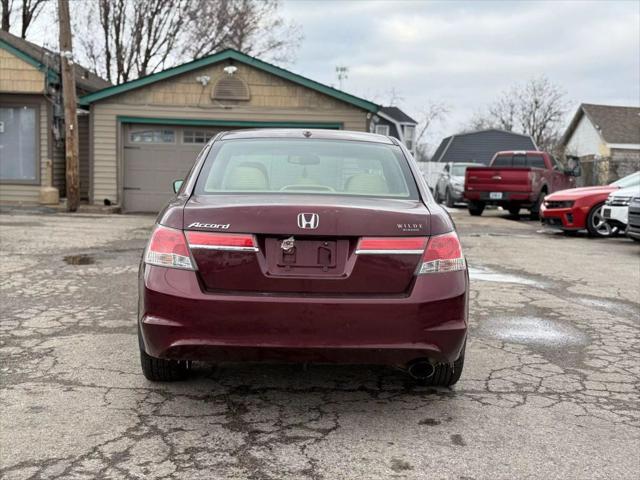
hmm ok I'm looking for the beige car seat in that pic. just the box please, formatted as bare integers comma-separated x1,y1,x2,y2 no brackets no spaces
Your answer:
224,163,269,190
345,173,388,194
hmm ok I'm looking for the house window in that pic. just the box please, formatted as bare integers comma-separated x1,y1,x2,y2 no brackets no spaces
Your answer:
403,125,415,151
375,124,390,136
0,106,38,183
129,129,175,143
183,129,214,144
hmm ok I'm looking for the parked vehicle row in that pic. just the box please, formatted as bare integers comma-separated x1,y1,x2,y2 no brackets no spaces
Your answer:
541,172,640,238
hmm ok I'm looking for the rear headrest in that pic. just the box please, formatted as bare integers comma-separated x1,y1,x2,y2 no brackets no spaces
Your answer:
224,163,269,190
345,173,388,194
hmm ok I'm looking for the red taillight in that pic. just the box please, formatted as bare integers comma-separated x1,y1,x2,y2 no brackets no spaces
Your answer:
356,237,427,254
418,231,465,274
145,225,194,270
185,231,258,252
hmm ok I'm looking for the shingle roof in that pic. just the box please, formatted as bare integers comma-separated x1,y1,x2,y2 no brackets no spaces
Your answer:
0,30,110,93
578,104,640,145
380,106,417,124
78,49,379,112
431,129,537,164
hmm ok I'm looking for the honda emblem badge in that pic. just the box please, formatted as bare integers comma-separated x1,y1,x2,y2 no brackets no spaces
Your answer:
297,213,319,229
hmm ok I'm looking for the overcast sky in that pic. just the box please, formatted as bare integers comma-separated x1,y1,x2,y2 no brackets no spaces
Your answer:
25,0,640,150
280,0,640,147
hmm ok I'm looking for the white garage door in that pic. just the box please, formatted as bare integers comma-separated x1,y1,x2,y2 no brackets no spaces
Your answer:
123,124,225,212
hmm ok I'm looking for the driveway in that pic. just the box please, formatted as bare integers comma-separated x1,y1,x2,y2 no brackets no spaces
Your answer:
1,209,638,479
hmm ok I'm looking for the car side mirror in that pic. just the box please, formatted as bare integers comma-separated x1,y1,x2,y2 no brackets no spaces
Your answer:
564,156,582,177
172,179,184,194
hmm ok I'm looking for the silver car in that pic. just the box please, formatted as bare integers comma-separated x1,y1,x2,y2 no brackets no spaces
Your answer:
434,162,478,207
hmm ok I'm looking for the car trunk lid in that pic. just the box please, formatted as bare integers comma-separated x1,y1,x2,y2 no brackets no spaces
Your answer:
183,194,430,295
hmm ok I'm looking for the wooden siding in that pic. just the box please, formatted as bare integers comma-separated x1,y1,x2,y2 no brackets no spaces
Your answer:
0,97,48,203
91,62,369,204
0,48,45,94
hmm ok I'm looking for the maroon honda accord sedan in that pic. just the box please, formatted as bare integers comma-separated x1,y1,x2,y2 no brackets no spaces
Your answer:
138,129,468,385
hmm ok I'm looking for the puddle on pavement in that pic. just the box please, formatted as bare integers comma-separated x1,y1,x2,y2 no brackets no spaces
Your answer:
63,254,95,265
468,266,544,288
575,297,639,318
480,316,587,347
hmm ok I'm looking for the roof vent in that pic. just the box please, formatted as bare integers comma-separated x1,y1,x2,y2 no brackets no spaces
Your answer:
212,75,250,101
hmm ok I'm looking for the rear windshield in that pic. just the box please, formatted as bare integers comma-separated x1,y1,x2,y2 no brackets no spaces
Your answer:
492,153,545,168
194,138,419,199
451,165,470,176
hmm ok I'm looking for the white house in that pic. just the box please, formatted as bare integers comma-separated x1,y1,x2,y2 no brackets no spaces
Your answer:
562,103,640,185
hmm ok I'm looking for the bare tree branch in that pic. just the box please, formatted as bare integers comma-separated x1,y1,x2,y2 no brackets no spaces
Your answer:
414,101,450,161
73,0,301,84
181,0,301,65
20,0,46,38
1,0,14,32
465,76,568,150
1,0,46,37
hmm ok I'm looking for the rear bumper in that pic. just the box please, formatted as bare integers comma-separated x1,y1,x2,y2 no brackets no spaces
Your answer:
540,204,588,230
464,191,535,205
138,265,469,365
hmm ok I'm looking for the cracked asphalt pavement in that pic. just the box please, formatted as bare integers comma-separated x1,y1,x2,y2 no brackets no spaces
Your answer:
1,208,639,479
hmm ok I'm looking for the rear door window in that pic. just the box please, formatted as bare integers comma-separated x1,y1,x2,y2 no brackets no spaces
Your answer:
492,153,545,168
194,138,419,199
492,154,512,166
527,155,546,168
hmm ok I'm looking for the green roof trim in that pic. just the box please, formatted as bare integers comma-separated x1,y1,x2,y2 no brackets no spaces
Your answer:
117,116,343,129
0,38,60,83
80,49,378,112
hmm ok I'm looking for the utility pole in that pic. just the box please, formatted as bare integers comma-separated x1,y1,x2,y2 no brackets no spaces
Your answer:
58,0,79,212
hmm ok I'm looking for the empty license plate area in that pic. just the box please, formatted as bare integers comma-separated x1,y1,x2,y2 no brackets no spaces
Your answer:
264,237,349,277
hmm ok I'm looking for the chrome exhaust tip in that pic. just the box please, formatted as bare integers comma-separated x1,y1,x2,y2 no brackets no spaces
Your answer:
407,359,435,380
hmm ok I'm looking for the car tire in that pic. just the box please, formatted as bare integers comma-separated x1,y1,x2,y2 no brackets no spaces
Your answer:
445,189,455,208
138,326,190,382
508,205,520,217
586,203,619,238
529,191,545,220
415,342,465,387
562,230,579,237
468,201,485,216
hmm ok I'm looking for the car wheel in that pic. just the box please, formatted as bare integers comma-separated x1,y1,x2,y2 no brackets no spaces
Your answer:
414,342,465,387
508,205,520,217
586,203,619,237
138,326,190,381
468,201,485,216
445,189,455,208
529,191,545,220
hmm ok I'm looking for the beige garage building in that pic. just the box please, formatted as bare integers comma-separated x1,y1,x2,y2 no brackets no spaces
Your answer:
79,49,379,212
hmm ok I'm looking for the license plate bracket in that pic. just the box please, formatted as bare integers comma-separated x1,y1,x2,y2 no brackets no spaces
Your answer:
263,237,348,277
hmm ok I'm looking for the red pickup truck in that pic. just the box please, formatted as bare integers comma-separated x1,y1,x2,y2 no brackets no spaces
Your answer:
464,151,580,218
